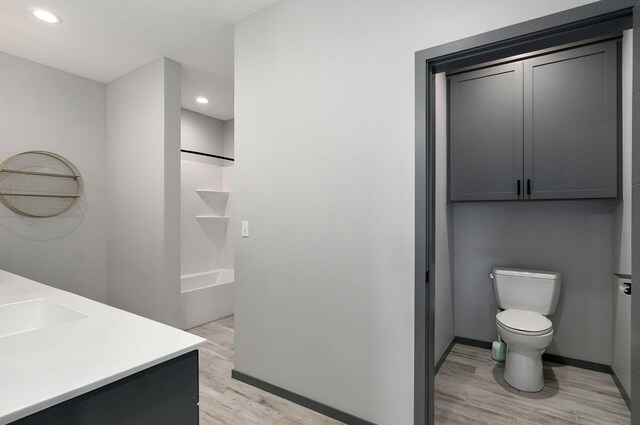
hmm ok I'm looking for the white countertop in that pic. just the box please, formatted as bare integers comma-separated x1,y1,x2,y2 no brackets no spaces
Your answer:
0,270,206,424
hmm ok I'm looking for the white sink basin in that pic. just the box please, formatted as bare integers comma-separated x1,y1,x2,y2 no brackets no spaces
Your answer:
0,298,87,338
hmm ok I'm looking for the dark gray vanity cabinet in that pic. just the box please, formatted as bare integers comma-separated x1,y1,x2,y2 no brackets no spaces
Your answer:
12,351,199,425
449,40,619,202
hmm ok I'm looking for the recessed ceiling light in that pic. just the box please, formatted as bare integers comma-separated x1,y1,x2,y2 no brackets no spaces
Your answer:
33,9,62,24
196,97,209,104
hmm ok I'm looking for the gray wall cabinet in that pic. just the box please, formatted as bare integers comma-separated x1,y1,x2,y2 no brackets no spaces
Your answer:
449,40,619,202
449,62,524,201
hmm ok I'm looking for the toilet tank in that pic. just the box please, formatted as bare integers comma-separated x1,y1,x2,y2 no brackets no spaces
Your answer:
491,267,561,315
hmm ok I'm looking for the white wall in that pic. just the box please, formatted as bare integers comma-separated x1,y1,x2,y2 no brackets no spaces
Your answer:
434,73,454,364
106,58,182,327
222,119,235,270
181,109,226,156
0,52,190,327
181,155,230,276
181,111,234,277
0,51,107,302
181,152,234,329
223,164,234,271
234,1,594,423
224,119,235,159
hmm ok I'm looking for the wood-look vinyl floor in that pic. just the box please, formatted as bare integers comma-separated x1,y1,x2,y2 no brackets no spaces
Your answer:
188,316,344,425
435,343,631,425
190,318,628,424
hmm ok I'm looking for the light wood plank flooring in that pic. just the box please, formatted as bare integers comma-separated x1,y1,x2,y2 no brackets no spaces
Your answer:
188,316,344,425
435,343,631,424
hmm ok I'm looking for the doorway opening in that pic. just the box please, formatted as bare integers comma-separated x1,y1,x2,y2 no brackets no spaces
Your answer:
414,1,636,424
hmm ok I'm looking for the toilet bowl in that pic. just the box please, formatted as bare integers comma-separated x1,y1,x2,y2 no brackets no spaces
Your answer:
496,308,553,392
491,266,561,392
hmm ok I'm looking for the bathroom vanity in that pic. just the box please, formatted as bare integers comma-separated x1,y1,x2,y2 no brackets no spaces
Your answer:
0,270,206,425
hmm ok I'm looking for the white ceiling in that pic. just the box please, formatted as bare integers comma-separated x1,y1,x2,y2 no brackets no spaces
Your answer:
0,0,280,120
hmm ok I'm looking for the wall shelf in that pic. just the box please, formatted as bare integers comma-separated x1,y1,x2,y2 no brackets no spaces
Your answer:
195,216,230,219
0,151,83,217
196,189,229,196
195,190,229,217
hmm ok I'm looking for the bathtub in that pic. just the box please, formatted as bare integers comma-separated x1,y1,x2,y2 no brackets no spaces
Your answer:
181,269,234,329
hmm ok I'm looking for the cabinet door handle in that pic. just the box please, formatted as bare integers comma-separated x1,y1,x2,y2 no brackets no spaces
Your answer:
517,180,521,196
527,179,531,196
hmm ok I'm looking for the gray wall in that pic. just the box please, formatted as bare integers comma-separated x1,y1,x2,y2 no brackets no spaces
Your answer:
614,29,633,276
0,52,187,328
453,200,616,364
614,275,632,395
0,51,107,302
106,58,182,327
223,119,234,159
631,3,640,421
181,108,226,156
612,29,633,397
435,73,455,363
233,0,594,423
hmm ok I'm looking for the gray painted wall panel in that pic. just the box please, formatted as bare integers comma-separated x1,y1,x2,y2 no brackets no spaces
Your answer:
633,7,640,422
635,184,640,289
632,185,640,372
614,30,634,277
612,29,633,399
453,200,616,364
632,273,640,371
635,93,640,186
633,365,640,425
634,8,640,96
435,73,455,363
613,276,632,394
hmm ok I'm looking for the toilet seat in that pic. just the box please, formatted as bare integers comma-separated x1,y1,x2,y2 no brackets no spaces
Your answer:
496,309,552,336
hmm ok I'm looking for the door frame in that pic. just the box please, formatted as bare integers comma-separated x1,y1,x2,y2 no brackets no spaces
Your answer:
414,1,635,424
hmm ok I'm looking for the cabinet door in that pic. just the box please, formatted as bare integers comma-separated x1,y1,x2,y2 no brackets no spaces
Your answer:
449,62,524,201
523,41,618,200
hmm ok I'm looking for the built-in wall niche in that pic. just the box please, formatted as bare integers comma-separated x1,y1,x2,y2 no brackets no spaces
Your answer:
179,109,234,329
195,190,230,248
180,153,234,329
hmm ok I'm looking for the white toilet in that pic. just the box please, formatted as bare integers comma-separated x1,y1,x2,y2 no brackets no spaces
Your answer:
491,266,561,392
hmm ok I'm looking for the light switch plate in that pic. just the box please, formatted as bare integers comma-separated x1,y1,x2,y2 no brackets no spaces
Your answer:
241,221,249,238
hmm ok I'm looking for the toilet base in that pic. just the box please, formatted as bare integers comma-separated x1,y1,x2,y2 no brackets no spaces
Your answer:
503,345,544,392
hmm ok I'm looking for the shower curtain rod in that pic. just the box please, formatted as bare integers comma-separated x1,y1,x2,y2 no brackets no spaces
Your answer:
180,149,234,162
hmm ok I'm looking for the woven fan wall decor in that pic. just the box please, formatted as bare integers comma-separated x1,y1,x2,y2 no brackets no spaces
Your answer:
0,151,83,218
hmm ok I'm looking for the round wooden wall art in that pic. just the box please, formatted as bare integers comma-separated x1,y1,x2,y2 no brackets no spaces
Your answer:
0,151,83,218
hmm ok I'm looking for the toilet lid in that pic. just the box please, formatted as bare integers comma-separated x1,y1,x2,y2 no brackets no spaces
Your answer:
496,309,552,335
